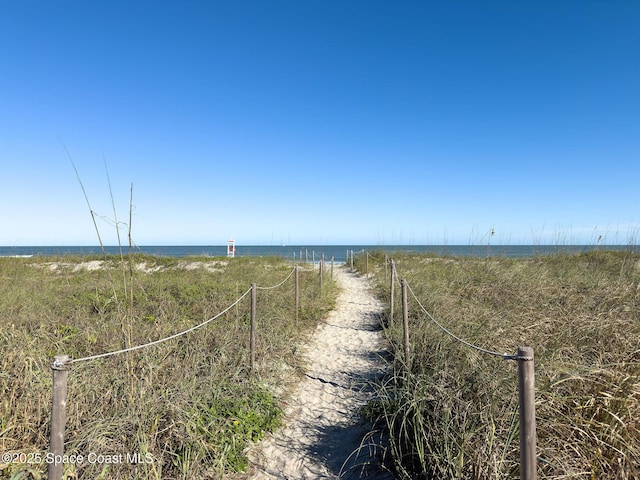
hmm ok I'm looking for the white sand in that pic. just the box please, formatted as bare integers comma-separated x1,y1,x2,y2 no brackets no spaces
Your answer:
247,266,393,480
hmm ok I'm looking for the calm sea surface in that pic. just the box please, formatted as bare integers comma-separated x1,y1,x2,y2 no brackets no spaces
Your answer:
0,245,637,262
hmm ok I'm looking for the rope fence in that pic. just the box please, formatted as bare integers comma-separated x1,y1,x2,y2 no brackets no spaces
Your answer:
46,262,329,480
399,269,528,361
69,287,252,365
352,251,537,480
255,265,297,291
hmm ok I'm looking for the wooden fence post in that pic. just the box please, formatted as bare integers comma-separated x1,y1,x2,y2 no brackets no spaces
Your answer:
401,278,410,369
350,250,354,270
365,251,369,276
235,281,240,324
389,260,396,325
319,256,324,292
250,283,256,374
294,266,299,323
518,346,537,480
48,355,71,480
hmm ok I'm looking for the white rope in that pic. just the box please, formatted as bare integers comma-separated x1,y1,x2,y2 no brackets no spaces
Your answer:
256,266,296,291
404,280,526,361
71,287,252,364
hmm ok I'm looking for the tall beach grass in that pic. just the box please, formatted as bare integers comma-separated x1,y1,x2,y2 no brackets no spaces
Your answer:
0,254,336,479
355,249,640,479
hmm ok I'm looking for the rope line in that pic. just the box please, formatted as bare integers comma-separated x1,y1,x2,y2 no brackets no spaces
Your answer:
256,266,296,291
403,278,527,361
71,287,253,364
71,265,299,364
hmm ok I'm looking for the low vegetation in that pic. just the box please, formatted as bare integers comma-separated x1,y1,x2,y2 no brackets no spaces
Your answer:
355,249,640,479
0,255,336,479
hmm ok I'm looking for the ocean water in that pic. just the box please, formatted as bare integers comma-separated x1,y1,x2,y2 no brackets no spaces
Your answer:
0,244,637,262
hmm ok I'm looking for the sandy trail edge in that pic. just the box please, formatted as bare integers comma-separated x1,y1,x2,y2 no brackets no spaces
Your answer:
246,266,393,480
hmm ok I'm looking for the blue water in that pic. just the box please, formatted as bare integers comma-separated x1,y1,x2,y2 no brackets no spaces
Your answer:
0,244,637,262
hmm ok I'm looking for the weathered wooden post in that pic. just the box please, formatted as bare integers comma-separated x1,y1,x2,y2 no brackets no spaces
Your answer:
48,355,71,480
518,346,537,480
350,250,354,270
365,251,369,276
294,266,299,323
401,278,410,369
319,256,324,292
389,260,396,325
235,281,240,324
330,256,334,280
250,283,257,374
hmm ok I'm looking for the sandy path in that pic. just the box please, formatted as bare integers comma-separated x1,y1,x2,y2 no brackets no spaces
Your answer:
247,266,392,480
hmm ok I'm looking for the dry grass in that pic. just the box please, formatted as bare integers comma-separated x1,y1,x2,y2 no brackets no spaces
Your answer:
0,255,337,479
356,249,640,479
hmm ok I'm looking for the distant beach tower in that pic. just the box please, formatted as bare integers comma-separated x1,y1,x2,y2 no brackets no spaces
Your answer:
227,239,236,258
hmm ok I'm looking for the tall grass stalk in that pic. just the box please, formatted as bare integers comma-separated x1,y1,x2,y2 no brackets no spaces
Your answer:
1,163,338,478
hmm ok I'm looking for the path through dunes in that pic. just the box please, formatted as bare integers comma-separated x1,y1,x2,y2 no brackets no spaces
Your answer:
247,266,393,479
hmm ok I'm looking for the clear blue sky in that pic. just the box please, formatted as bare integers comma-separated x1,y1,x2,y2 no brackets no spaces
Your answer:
2,1,639,246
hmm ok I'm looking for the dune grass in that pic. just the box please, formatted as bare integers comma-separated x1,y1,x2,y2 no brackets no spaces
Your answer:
0,255,337,479
354,249,640,479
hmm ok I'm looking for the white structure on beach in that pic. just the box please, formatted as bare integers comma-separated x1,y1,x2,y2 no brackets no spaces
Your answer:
227,239,236,258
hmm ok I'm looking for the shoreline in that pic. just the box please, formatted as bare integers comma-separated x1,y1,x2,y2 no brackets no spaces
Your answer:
1,244,637,263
